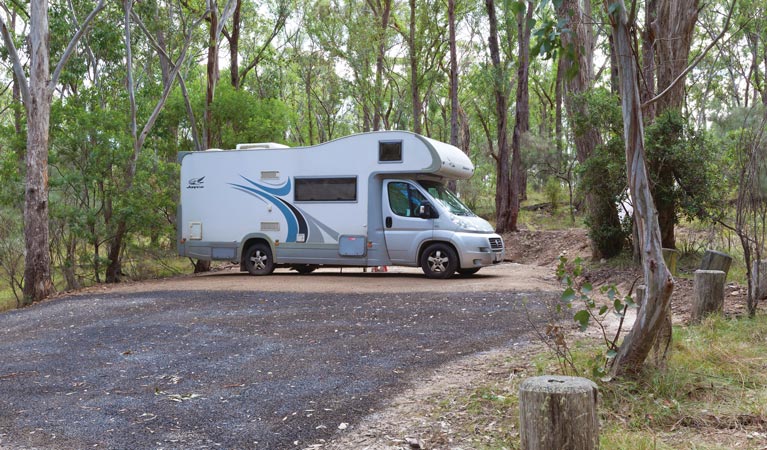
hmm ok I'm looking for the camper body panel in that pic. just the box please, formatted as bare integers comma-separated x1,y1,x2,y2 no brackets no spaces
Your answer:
178,131,504,275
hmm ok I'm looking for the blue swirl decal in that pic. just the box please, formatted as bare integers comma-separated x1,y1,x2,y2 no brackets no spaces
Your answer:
229,176,307,242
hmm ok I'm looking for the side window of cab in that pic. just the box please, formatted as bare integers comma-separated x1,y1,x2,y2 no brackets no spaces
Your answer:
388,182,427,217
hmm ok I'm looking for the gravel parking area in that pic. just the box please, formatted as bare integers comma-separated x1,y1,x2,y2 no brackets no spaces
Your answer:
0,268,557,449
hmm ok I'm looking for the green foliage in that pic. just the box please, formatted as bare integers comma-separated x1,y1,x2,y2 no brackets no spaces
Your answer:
645,111,726,225
574,88,630,257
0,208,24,305
543,176,562,212
179,80,290,149
447,312,767,449
554,256,637,377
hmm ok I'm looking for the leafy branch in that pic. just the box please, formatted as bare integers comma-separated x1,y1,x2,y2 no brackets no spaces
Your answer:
556,256,638,377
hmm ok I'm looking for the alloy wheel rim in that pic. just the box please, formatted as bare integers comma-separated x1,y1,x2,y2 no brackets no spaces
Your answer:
428,251,448,272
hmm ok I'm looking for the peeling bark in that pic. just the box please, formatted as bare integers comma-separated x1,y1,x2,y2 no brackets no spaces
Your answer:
606,0,674,377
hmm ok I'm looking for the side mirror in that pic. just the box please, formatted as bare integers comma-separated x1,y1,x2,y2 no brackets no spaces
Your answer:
418,203,436,219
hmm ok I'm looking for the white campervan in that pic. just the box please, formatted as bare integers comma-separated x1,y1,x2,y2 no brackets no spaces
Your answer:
178,131,505,278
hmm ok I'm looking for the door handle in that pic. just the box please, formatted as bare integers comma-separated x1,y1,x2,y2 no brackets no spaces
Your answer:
385,216,392,228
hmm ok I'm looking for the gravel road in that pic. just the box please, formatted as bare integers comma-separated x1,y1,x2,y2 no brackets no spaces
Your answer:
0,268,556,449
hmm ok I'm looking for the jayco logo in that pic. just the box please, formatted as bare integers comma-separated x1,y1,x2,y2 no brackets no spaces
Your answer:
186,176,205,189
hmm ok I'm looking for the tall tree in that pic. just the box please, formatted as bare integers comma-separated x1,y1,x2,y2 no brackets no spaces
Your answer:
408,0,422,134
0,0,106,304
485,0,512,233
202,0,236,149
606,0,674,376
225,0,290,90
505,0,534,232
449,0,459,147
393,0,447,136
447,0,460,192
366,0,393,131
646,0,699,250
557,0,622,258
105,2,205,282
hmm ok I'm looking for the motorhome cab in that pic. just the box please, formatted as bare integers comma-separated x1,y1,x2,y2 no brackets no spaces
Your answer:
178,131,505,278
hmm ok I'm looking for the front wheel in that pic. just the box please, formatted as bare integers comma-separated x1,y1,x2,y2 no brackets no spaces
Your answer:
420,243,458,279
244,243,275,275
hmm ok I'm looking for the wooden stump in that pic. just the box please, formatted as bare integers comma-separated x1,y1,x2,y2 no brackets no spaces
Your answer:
519,376,599,450
635,284,646,306
662,248,679,276
700,250,733,278
691,270,726,324
752,259,767,301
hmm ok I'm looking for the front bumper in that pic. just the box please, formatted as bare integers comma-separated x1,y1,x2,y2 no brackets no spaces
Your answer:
451,233,505,269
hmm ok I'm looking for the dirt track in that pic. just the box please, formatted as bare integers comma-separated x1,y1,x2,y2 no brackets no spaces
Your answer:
0,263,559,449
78,262,558,296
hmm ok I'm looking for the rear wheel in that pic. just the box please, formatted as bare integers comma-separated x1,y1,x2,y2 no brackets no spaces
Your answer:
457,267,481,276
420,243,458,279
244,243,275,275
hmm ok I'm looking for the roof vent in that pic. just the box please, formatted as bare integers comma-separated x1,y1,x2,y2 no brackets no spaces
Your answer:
236,142,290,150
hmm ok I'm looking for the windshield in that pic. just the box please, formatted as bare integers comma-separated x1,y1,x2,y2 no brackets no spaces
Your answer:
418,181,475,217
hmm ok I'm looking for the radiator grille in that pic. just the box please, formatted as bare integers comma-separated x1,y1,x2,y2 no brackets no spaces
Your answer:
489,237,504,250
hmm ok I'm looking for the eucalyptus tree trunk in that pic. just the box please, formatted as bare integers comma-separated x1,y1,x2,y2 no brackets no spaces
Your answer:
651,0,699,250
654,0,699,113
640,0,657,122
448,0,459,192
1,0,106,303
22,0,55,305
449,0,459,147
204,0,220,149
557,0,622,258
506,1,534,232
229,0,242,88
11,12,22,167
367,0,392,131
408,0,422,134
485,0,511,233
607,0,674,377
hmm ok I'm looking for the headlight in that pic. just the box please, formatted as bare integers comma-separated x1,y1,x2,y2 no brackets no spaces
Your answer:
450,215,482,231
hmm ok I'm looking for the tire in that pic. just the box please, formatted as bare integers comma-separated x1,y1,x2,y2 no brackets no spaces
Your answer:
457,267,481,276
243,243,275,275
420,243,458,279
291,265,317,274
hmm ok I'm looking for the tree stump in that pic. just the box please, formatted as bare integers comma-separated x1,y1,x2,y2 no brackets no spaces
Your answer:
700,250,733,278
662,248,679,276
635,284,646,306
519,375,599,450
752,260,767,301
691,270,726,323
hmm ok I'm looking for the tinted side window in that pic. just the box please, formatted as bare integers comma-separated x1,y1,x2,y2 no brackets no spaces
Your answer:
379,141,402,162
295,177,357,201
387,182,427,217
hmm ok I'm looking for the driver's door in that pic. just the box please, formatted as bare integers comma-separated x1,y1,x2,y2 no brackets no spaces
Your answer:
382,180,434,264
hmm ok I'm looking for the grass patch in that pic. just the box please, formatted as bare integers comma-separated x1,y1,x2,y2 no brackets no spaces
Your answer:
0,289,18,312
445,314,767,449
0,247,192,313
